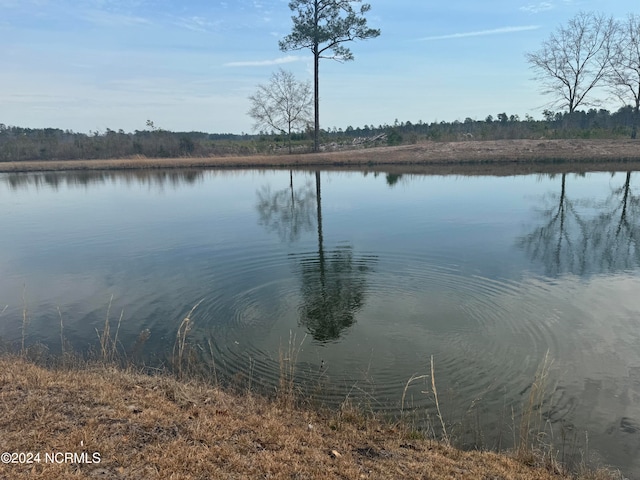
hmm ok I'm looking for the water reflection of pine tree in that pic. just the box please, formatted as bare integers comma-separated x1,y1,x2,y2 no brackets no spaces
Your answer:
256,171,377,342
298,172,376,342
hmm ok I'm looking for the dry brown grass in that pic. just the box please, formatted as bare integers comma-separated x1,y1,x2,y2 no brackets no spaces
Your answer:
1,139,640,176
0,355,621,480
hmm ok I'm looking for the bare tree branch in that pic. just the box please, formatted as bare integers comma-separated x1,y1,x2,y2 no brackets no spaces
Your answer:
247,69,312,153
526,12,616,113
608,14,640,138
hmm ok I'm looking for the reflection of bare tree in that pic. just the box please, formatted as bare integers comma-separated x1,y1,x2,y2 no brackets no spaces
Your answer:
256,171,376,342
518,174,587,275
518,172,640,276
590,172,640,270
255,172,316,243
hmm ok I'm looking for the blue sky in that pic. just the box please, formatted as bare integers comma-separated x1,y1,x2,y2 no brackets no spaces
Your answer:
0,0,636,134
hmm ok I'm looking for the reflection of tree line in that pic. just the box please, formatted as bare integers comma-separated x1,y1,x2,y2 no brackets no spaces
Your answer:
360,171,404,187
4,169,406,193
3,170,204,191
518,172,640,276
256,171,377,342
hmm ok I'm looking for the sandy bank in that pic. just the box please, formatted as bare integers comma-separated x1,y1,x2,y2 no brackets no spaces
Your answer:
1,139,639,176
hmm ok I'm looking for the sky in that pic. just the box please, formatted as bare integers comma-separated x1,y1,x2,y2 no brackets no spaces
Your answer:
0,0,637,134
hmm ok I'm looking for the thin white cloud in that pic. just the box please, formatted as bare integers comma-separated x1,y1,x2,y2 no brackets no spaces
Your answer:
174,16,221,32
224,55,303,67
417,25,540,41
520,2,554,14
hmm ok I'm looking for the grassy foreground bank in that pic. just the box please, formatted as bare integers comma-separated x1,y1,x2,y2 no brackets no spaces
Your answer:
0,355,620,480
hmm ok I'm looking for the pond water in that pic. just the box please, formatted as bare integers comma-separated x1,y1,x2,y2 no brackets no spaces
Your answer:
1,168,640,475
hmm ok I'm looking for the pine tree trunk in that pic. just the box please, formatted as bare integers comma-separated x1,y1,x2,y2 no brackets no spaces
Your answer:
314,47,320,152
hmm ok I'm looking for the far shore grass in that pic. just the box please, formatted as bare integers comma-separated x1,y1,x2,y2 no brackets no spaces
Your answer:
1,139,640,176
0,352,623,480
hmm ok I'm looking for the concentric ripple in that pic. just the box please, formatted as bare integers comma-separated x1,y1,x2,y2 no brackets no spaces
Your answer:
170,247,592,431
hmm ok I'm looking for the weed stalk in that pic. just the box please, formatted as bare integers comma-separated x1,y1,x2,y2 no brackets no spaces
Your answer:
431,355,449,445
21,285,29,355
278,330,306,408
95,295,124,364
173,299,204,379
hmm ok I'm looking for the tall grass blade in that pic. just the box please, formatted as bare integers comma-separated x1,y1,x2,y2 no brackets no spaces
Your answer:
431,355,449,446
172,299,204,379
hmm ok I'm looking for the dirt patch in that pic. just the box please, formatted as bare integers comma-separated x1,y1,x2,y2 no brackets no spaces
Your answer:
1,139,640,175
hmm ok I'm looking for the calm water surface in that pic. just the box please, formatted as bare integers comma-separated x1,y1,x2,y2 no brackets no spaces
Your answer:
1,169,639,475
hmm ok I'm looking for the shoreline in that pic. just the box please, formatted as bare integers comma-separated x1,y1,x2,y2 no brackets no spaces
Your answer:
1,139,640,176
0,355,619,479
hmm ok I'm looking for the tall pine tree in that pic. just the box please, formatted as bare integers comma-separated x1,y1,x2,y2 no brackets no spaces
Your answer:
279,1,380,152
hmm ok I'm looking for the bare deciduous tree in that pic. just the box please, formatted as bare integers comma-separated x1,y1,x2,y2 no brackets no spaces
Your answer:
248,69,312,153
608,14,640,138
279,0,380,152
526,11,617,113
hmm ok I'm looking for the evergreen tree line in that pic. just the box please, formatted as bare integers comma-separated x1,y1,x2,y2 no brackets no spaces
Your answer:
0,106,637,162
0,125,253,162
333,105,639,145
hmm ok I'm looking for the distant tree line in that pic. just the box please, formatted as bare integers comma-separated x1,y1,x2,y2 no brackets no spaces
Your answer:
0,123,259,162
323,105,638,145
1,106,638,162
